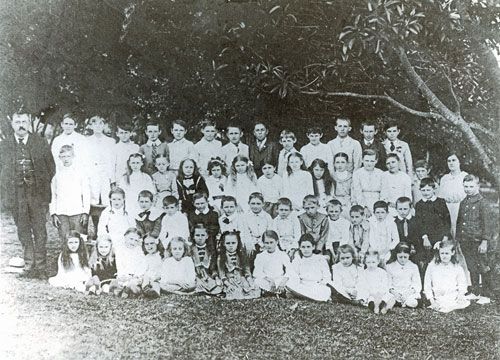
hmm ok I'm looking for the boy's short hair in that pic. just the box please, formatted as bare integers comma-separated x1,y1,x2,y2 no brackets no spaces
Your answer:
362,149,378,159
277,197,293,209
62,113,76,122
306,127,323,135
249,192,264,203
386,153,400,162
384,121,399,131
360,121,376,130
145,121,160,129
280,129,296,141
172,119,188,130
138,190,154,201
302,194,319,206
200,119,217,129
326,199,342,210
253,120,268,130
299,233,315,246
193,192,208,202
261,160,276,168
419,177,437,189
117,123,134,132
226,123,242,132
414,159,428,170
463,174,479,184
59,144,74,155
396,197,412,206
336,117,351,126
373,200,388,212
89,116,105,125
221,195,237,207
163,196,179,207
349,204,364,215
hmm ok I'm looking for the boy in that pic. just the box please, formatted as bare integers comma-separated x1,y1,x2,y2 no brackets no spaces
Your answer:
277,130,298,176
299,127,333,169
188,192,220,250
325,199,351,255
194,119,222,176
348,205,370,255
394,197,417,246
51,113,88,171
139,122,170,175
362,201,399,264
218,196,250,245
50,145,90,243
135,190,165,239
380,153,412,216
257,161,282,217
359,121,386,170
412,160,430,205
382,121,413,178
413,177,451,270
456,174,490,296
113,122,139,184
298,195,329,254
168,119,196,174
271,197,301,258
327,117,362,173
351,149,384,215
158,196,189,248
249,121,279,177
220,124,249,166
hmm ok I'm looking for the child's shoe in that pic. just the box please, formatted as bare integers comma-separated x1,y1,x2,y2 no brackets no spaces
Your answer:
380,301,388,314
368,301,375,313
87,285,97,295
373,301,381,314
121,288,130,299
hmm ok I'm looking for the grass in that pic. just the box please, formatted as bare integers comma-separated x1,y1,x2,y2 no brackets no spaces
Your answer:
1,208,500,359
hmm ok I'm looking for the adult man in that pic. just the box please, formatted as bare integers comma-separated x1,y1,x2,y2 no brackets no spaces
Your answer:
0,113,55,278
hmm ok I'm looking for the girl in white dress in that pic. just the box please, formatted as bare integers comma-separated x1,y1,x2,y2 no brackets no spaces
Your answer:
282,152,314,212
142,235,164,298
329,244,362,304
309,159,334,210
160,237,196,295
225,155,259,213
351,149,384,217
205,157,228,214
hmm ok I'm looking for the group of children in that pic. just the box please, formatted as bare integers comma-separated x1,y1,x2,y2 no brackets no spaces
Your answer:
46,114,492,313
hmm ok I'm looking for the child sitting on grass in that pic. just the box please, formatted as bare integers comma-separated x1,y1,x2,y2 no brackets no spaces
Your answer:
160,237,196,295
328,244,362,304
142,235,164,298
85,235,116,295
49,231,91,293
190,224,222,295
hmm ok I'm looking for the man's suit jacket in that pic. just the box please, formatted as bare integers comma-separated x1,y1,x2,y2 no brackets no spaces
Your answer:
248,139,279,177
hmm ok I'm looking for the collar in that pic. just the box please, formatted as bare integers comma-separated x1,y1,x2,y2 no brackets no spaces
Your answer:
465,193,482,203
335,135,351,142
15,134,29,145
223,213,236,222
396,214,413,221
364,139,373,146
196,244,207,250
281,147,296,154
195,208,210,215
257,138,267,147
422,196,437,202
172,138,186,143
147,139,162,147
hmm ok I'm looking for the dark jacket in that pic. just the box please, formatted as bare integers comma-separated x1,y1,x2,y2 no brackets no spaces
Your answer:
414,197,451,244
248,139,279,177
456,193,489,242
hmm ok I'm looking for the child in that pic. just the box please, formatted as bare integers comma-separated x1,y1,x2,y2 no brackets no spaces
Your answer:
380,153,412,216
412,160,430,205
168,119,196,174
205,157,227,213
327,117,362,173
357,250,396,314
249,121,279,177
309,159,334,209
271,198,301,259
331,152,352,218
218,230,260,300
49,231,91,292
225,155,259,213
394,197,417,247
112,123,140,184
286,234,332,302
298,195,329,254
300,126,333,169
139,122,170,175
325,200,351,257
242,192,273,259
176,158,209,213
135,190,164,239
142,235,164,298
424,240,470,313
158,196,190,248
218,196,248,237
382,121,413,178
188,192,220,251
386,242,421,308
190,224,222,295
253,230,291,296
50,145,90,243
351,149,384,216
160,237,196,294
348,205,370,255
277,129,298,176
194,119,222,177
96,187,135,249
456,174,490,296
85,235,117,295
282,152,314,212
329,244,362,304
152,155,178,208
117,153,155,217
51,113,88,171
220,124,249,167
257,161,282,217
359,121,386,170
414,177,451,270
362,201,399,264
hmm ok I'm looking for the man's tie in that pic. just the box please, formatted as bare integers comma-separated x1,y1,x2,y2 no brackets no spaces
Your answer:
390,141,395,152
152,143,158,159
403,219,408,238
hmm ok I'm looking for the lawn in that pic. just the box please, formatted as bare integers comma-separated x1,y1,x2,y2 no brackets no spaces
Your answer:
1,214,499,359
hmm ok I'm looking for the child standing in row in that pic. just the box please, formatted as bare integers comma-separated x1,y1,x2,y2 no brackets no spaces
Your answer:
382,122,413,178
327,117,362,174
194,120,222,177
113,123,140,183
282,152,313,212
351,149,384,216
168,120,196,175
176,158,208,214
205,158,227,212
139,122,169,175
225,155,258,213
277,130,298,176
221,124,249,167
152,155,178,207
300,127,333,169
257,162,282,217
381,153,412,216
271,198,301,258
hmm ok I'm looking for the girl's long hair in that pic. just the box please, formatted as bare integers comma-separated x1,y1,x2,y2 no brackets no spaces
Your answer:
142,235,165,258
177,158,201,181
218,230,249,269
124,153,146,185
207,157,227,177
434,239,459,265
387,242,411,264
61,231,89,269
335,244,359,266
165,237,191,258
88,235,115,271
286,152,308,175
109,187,127,215
229,155,257,186
308,158,334,196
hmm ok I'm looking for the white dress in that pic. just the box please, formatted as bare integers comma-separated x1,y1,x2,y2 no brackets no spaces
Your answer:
49,253,91,292
356,267,395,305
160,257,196,288
225,174,259,213
118,172,155,217
253,250,291,292
97,207,136,247
386,261,421,306
438,171,467,238
330,263,362,299
282,170,314,211
286,254,332,302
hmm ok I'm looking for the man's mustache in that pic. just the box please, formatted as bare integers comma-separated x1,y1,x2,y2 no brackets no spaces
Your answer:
18,126,26,131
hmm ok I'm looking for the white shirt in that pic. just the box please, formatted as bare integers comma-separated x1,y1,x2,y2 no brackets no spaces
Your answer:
356,267,391,301
194,138,222,175
257,174,282,203
253,250,291,279
386,261,421,294
424,261,467,300
158,212,190,247
168,138,196,171
363,216,400,260
221,142,249,167
331,263,362,296
289,254,331,284
113,141,140,182
380,171,412,205
300,142,333,169
51,132,88,170
160,257,196,286
97,207,135,244
271,214,302,252
115,245,146,277
242,210,273,247
49,164,91,216
327,136,362,173
326,217,352,250
281,170,314,210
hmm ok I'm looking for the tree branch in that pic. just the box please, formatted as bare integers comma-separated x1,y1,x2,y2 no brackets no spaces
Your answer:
442,69,461,115
469,122,496,138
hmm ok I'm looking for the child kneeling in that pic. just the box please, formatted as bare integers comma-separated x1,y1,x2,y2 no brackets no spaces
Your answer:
160,237,196,295
85,235,117,295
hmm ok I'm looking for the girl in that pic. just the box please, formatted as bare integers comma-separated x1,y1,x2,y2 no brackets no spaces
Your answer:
281,152,314,212
160,237,196,294
118,153,155,217
176,158,209,214
190,224,222,295
152,155,178,207
357,250,395,314
217,231,260,300
386,242,422,308
331,152,352,218
329,244,362,304
97,187,135,250
424,240,470,313
142,235,164,298
253,231,291,296
205,157,228,213
286,234,332,302
271,197,301,259
49,231,91,292
243,192,272,261
85,235,117,295
309,159,335,210
351,149,384,217
225,155,259,213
